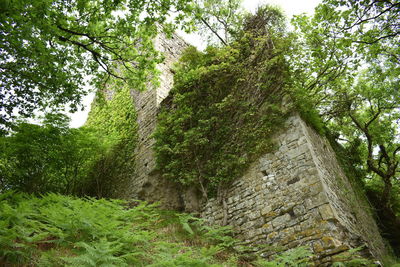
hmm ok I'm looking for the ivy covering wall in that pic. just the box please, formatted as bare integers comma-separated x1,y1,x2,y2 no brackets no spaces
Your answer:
154,9,293,197
84,85,138,198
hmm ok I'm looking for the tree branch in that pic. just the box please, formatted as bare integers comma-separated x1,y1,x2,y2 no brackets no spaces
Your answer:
57,35,125,81
200,18,227,45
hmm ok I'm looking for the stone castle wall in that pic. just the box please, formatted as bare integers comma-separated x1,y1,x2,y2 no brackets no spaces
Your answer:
127,33,188,209
301,115,387,261
201,115,387,264
124,34,388,263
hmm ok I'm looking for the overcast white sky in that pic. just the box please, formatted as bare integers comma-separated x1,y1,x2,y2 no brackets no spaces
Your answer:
68,0,322,128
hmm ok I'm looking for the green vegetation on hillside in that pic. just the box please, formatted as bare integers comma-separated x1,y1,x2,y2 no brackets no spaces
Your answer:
0,192,318,267
0,85,137,198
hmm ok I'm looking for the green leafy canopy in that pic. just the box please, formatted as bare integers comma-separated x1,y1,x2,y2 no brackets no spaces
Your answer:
290,0,400,254
0,0,196,129
0,113,105,194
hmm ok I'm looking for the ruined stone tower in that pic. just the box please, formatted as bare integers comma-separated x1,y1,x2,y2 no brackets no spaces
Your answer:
127,33,189,209
126,33,389,264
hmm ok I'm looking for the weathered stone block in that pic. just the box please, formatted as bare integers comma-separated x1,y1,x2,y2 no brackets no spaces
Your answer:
293,204,306,217
271,213,291,228
318,204,335,220
260,206,272,216
305,192,329,210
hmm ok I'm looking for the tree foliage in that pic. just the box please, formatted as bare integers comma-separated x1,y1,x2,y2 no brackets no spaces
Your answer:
0,0,195,129
194,0,246,45
292,0,400,197
0,114,104,194
291,0,400,253
0,75,141,197
291,0,399,96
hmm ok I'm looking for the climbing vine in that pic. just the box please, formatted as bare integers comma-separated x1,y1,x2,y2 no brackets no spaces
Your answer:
154,7,292,197
86,85,137,143
84,84,138,198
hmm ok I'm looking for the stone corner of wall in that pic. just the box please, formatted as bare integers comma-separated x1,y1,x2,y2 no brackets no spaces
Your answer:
197,114,389,264
296,114,389,262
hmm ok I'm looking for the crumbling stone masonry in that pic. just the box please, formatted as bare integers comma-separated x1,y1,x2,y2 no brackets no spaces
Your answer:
125,34,389,263
126,33,189,209
201,115,388,264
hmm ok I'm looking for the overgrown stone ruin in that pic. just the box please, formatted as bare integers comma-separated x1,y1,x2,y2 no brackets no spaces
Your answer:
121,33,389,264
